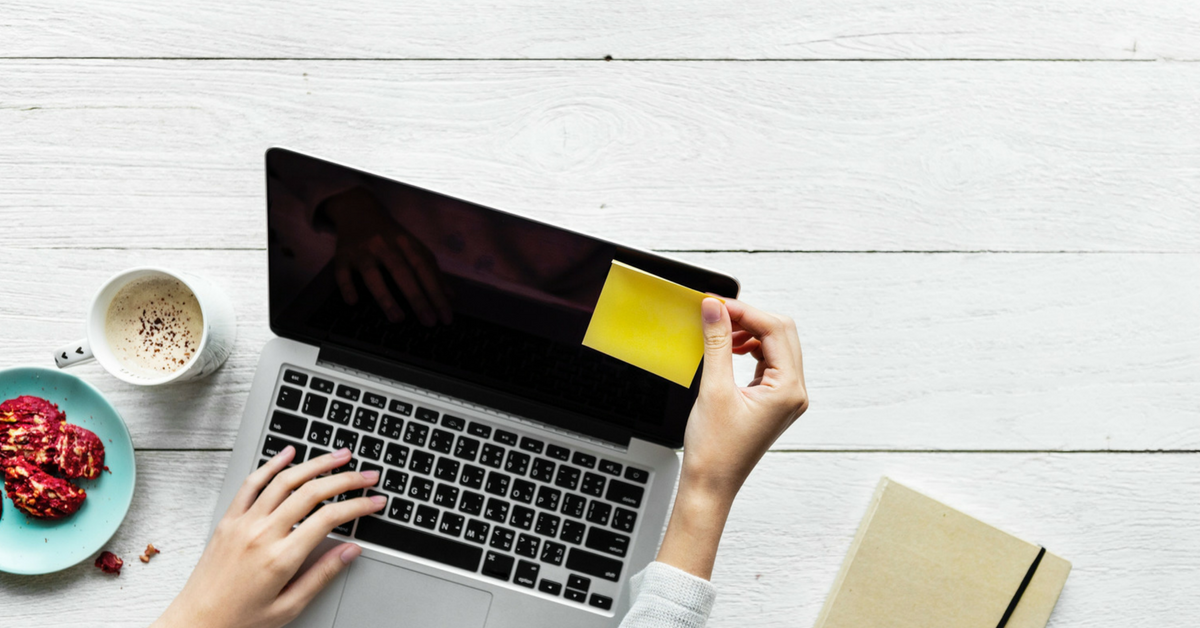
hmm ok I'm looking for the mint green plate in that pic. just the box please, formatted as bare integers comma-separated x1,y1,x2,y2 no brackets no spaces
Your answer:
0,367,136,574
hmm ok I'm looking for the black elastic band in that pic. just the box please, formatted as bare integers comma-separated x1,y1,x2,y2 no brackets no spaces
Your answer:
996,546,1046,628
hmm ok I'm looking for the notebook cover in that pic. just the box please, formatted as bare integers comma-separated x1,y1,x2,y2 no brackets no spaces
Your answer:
814,478,1070,628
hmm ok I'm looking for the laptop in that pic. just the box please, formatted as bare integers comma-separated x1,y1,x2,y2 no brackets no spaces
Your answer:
214,148,740,628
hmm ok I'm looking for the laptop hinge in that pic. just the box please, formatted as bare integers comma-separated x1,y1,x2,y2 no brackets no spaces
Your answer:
318,344,633,451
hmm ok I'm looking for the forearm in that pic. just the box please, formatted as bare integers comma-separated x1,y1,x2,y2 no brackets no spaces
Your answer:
654,473,736,580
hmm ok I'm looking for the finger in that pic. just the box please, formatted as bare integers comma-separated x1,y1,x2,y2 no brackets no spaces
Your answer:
375,243,437,326
270,469,380,532
275,543,362,621
698,298,735,394
248,448,352,518
731,330,756,348
732,337,761,356
358,264,404,323
290,495,386,553
334,263,358,305
723,299,794,373
227,445,296,517
397,237,454,325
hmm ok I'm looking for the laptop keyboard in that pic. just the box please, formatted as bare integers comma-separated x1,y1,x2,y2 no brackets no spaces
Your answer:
257,366,654,613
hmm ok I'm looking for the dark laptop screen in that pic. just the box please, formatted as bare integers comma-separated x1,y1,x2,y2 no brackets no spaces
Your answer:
265,148,738,448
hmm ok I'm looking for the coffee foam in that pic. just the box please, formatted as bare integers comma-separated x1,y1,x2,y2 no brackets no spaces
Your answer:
104,275,204,377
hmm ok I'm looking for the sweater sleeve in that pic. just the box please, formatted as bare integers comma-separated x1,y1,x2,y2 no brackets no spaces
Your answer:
619,562,717,628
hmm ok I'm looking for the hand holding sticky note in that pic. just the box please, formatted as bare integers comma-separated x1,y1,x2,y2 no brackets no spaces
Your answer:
582,261,721,387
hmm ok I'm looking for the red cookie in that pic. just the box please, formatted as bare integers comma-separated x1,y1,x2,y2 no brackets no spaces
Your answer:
2,457,87,519
0,396,65,426
54,423,106,480
0,420,60,468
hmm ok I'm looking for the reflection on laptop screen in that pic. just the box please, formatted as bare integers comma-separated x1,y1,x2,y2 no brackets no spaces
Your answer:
265,148,737,447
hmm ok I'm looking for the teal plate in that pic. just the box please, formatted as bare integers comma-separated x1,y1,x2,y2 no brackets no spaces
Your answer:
0,367,136,574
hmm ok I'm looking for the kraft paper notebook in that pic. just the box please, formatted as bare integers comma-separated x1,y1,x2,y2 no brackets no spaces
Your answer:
815,478,1071,628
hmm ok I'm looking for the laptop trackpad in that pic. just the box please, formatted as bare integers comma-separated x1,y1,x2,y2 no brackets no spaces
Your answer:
333,558,492,628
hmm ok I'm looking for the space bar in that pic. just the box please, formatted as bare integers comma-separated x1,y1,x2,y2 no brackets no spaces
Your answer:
355,516,483,573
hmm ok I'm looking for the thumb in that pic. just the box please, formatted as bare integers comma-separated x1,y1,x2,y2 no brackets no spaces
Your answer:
276,543,361,618
698,298,734,392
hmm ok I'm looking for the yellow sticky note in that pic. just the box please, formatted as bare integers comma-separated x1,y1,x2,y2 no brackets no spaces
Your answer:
582,260,715,387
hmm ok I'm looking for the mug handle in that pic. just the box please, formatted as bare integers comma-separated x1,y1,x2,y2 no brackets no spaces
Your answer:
53,339,93,368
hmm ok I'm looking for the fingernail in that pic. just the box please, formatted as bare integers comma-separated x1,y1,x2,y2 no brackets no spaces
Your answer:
701,298,722,323
369,494,387,506
361,470,380,482
276,445,294,459
333,448,351,459
340,544,362,565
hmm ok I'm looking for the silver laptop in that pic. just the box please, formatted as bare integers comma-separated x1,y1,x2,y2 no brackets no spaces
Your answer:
215,148,740,628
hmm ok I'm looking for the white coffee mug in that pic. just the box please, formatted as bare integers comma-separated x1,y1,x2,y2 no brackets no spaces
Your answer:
53,267,237,385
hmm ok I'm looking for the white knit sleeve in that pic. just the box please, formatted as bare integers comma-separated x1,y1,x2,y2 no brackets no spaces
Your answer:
619,562,717,628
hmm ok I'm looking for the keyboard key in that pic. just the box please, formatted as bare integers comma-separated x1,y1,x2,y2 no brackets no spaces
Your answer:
567,548,622,582
539,579,562,596
494,429,518,446
283,369,308,386
257,458,269,468
479,444,505,468
270,411,307,439
568,574,591,592
484,498,510,523
387,497,413,522
535,512,561,537
363,392,386,409
484,471,511,497
464,518,490,544
624,466,650,483
459,464,485,490
580,472,606,497
453,436,480,461
379,414,404,440
332,428,359,452
515,533,540,559
560,519,586,544
529,458,556,483
482,551,514,581
352,408,379,432
403,422,429,447
546,444,570,461
276,385,302,411
310,376,335,393
336,384,360,402
435,458,460,482
307,422,333,447
360,463,383,487
571,451,596,469
598,459,623,476
605,479,645,508
383,442,409,467
555,465,581,490
562,494,587,519
535,486,561,512
331,457,358,474
612,507,637,532
586,501,612,526
415,407,439,423
439,512,465,537
358,436,384,461
540,541,566,566
332,520,354,536
589,594,613,610
441,415,466,431
514,560,540,588
262,435,306,460
585,527,630,558
383,469,409,494
468,422,492,438
519,436,544,454
429,429,455,455
459,491,485,516
327,401,352,425
307,448,329,461
489,527,515,552
356,516,482,571
433,483,459,508
510,479,536,504
504,450,530,476
408,477,434,501
510,505,535,530
564,588,586,603
301,393,328,418
389,399,413,416
334,488,363,503
409,450,435,475
413,504,438,529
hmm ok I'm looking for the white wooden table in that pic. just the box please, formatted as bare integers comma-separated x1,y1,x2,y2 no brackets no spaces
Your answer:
2,2,1198,626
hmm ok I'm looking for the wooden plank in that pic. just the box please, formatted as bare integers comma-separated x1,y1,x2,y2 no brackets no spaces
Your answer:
2,61,1199,252
0,451,1195,626
1,249,1196,451
2,1,1198,60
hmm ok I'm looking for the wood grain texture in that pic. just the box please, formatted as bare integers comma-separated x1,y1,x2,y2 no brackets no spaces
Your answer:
1,452,1196,626
2,1,1199,60
3,61,1199,252
1,249,1196,451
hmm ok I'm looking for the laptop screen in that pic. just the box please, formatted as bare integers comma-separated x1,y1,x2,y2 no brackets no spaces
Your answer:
265,148,739,448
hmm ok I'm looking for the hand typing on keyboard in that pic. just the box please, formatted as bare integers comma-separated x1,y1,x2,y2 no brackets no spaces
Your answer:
151,447,384,628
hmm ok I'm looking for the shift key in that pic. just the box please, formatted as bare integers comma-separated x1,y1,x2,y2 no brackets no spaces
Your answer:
566,548,622,582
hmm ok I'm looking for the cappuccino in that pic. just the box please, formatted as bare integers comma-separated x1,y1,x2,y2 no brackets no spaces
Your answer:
104,275,204,377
